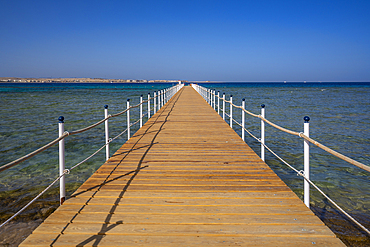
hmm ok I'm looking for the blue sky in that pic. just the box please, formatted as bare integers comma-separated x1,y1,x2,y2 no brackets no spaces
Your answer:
1,0,369,81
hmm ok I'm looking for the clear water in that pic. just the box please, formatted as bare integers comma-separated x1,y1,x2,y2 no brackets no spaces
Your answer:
0,82,369,245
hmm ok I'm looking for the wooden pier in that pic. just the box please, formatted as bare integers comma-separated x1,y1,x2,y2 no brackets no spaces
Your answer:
20,86,344,246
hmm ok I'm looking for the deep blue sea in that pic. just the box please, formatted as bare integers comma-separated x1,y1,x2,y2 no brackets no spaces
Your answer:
0,82,369,245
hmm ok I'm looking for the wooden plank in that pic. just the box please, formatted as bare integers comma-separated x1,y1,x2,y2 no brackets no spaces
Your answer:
52,204,316,215
43,211,326,225
20,234,342,246
20,86,344,246
32,222,335,236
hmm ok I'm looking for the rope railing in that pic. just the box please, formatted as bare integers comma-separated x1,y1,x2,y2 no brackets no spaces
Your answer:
0,83,184,229
191,83,369,236
193,84,369,173
0,85,180,173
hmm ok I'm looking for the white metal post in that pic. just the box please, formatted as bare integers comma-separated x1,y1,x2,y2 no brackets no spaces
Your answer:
211,90,213,108
148,93,151,119
58,116,66,205
213,90,216,110
154,91,157,114
140,95,143,128
230,95,233,128
261,104,265,161
217,91,220,115
211,90,213,107
222,93,225,120
304,116,310,208
210,89,214,108
127,99,130,140
104,105,110,161
158,91,161,111
161,90,164,108
242,99,245,141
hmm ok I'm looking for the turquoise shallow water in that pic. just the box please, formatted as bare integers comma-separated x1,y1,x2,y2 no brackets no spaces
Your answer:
0,82,369,245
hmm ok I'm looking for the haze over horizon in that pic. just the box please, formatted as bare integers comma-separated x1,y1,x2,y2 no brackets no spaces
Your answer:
1,0,369,82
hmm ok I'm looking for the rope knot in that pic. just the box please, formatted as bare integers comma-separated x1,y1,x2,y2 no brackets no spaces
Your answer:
63,131,70,136
299,132,304,138
298,170,305,177
108,138,113,143
64,169,70,175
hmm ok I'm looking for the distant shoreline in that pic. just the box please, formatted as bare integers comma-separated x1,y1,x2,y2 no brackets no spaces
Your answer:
0,77,190,83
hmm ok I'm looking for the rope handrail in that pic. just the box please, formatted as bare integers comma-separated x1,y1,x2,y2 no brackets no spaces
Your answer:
0,85,177,173
0,117,132,229
199,85,369,173
239,123,370,235
259,131,370,235
0,133,68,173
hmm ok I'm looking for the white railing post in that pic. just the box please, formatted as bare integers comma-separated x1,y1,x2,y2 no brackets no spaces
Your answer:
242,99,245,141
104,105,110,161
213,90,216,110
217,91,220,114
127,99,130,140
58,116,66,205
154,91,157,114
304,116,310,208
158,91,161,111
261,104,265,161
230,95,233,128
161,90,163,108
148,93,151,119
222,93,225,120
211,90,213,108
140,95,143,128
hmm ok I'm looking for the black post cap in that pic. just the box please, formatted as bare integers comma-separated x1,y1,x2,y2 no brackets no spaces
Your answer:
304,116,310,122
104,105,108,109
58,116,64,123
261,104,265,108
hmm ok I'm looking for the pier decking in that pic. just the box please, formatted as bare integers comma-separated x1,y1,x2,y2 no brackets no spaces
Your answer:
20,86,344,246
